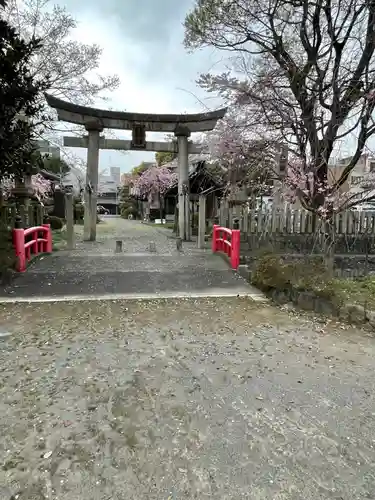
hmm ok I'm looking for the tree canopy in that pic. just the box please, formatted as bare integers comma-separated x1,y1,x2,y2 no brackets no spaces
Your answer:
42,156,70,176
3,0,120,142
131,162,151,177
155,151,177,167
5,0,119,106
134,166,177,198
0,0,48,183
185,0,375,215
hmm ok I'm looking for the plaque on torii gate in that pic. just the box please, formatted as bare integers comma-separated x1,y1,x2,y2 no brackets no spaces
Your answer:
131,123,146,149
45,93,226,242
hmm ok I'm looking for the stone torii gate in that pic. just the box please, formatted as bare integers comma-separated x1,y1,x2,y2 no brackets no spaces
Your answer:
45,94,226,241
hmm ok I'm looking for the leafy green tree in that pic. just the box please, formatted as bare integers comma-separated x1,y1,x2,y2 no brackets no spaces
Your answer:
42,156,70,176
155,152,176,167
131,162,150,177
0,0,48,183
118,184,139,219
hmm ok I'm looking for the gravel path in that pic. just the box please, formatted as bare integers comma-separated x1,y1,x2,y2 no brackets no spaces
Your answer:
0,298,375,499
0,218,257,298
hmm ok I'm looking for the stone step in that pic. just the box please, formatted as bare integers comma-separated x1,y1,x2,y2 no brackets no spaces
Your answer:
1,268,253,298
28,253,229,273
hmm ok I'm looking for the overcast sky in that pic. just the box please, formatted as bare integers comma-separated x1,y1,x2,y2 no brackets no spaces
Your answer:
59,0,225,174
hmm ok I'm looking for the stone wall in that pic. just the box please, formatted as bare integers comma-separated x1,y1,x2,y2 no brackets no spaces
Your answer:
241,253,375,278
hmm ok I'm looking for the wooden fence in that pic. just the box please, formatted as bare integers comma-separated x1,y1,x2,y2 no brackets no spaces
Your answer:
220,208,375,235
0,203,45,229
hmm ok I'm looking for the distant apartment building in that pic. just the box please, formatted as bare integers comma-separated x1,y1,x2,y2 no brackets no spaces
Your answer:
108,166,121,185
97,166,122,214
328,154,375,205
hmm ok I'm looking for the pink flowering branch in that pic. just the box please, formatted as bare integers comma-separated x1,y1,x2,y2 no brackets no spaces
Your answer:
204,111,276,199
133,166,178,198
1,174,51,201
282,158,375,218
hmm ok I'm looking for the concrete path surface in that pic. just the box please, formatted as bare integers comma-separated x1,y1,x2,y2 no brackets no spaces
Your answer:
0,297,375,499
0,218,260,300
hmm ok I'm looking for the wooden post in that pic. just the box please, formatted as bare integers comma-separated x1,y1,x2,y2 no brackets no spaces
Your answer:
243,204,249,236
115,240,122,253
198,194,206,249
19,205,26,227
36,205,44,226
65,193,75,250
228,205,233,228
219,200,224,226
223,199,229,227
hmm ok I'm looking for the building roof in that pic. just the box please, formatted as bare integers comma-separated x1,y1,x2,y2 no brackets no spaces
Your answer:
163,154,211,172
165,158,224,197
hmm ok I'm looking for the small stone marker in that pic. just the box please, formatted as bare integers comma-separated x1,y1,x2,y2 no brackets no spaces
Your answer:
149,241,156,253
115,240,123,253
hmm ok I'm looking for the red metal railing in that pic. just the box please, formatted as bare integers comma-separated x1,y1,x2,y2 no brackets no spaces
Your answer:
212,224,240,270
13,224,53,272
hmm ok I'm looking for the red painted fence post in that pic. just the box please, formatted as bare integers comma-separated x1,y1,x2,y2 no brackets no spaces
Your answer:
212,224,218,252
43,223,53,253
13,228,26,272
230,229,241,270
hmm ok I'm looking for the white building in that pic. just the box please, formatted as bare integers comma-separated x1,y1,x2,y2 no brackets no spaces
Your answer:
331,154,375,207
97,166,122,214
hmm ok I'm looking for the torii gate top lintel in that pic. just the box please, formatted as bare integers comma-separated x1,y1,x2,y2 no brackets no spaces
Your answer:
45,94,227,134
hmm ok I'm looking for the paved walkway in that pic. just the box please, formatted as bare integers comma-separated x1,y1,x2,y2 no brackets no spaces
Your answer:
0,218,260,300
0,298,374,499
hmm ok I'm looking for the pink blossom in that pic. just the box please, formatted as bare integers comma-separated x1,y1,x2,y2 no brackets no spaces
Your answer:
133,166,178,197
282,159,359,218
30,174,52,200
1,174,51,200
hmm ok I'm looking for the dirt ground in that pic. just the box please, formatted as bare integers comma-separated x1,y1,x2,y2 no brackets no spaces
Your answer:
1,297,375,499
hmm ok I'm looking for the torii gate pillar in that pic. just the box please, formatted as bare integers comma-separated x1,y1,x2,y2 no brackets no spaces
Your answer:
84,123,103,241
175,127,191,241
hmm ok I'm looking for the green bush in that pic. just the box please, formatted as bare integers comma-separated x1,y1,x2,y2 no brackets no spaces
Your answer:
252,252,335,299
121,206,138,219
48,216,64,230
0,222,15,282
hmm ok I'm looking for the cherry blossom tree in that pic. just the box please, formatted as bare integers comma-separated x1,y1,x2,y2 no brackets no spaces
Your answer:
1,174,51,202
133,166,178,221
204,109,276,202
283,157,375,219
5,0,119,107
30,173,52,201
185,0,375,213
4,0,120,143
